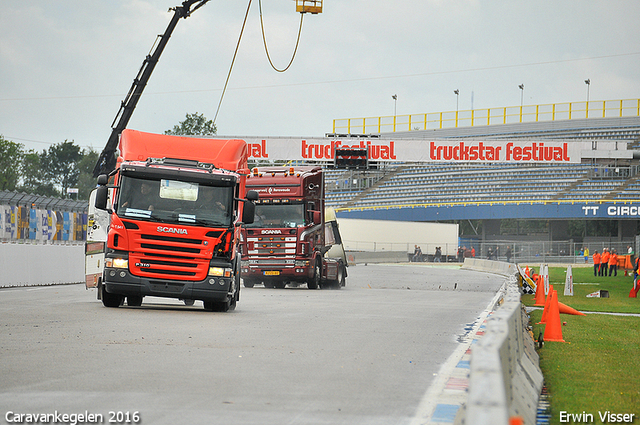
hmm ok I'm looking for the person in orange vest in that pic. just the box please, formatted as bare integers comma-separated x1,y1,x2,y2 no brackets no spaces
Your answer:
592,250,601,277
600,248,610,276
608,249,618,276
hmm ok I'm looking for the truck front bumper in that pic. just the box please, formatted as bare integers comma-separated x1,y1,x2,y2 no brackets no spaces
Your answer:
242,266,311,282
103,267,232,302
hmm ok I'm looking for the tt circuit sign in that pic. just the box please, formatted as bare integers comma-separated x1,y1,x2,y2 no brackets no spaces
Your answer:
336,201,640,222
242,137,582,164
583,204,640,218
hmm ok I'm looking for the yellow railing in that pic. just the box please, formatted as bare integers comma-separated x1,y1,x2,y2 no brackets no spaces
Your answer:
332,99,640,135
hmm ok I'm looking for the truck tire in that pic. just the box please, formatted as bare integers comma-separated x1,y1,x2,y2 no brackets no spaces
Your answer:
97,277,103,300
183,299,195,306
204,295,234,312
334,263,346,289
243,279,255,288
204,300,226,312
127,295,143,306
308,260,321,289
102,288,124,308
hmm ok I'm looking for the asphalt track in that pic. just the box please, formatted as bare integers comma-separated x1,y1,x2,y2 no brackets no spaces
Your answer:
1,264,504,425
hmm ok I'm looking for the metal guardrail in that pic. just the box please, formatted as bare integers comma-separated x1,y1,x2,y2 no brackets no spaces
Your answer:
333,99,640,134
0,191,87,212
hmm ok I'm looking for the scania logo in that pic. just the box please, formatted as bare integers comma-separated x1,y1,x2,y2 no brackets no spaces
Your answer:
261,229,282,234
157,226,188,235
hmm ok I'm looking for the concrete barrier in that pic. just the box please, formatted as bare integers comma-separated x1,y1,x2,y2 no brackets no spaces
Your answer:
461,257,517,276
456,260,543,425
0,242,84,287
346,250,412,264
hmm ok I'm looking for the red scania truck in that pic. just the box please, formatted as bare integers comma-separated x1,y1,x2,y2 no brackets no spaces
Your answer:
90,129,257,311
239,166,347,289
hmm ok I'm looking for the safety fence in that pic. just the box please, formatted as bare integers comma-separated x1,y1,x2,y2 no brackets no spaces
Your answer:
333,98,640,134
0,191,88,244
344,240,637,265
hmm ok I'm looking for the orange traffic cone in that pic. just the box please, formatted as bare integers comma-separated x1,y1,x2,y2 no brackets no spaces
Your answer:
534,275,546,306
543,290,565,342
558,301,586,316
537,284,554,324
630,276,639,298
510,417,524,425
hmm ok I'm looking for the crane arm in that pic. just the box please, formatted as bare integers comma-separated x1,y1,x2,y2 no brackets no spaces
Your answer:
93,0,210,177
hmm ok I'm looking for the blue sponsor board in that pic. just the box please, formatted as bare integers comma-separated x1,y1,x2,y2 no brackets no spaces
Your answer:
336,201,640,221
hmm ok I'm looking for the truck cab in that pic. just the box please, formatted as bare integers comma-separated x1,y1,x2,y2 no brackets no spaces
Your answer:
240,166,346,289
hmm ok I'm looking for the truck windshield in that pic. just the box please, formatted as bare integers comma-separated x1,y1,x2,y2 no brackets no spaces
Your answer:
246,203,305,228
116,176,234,227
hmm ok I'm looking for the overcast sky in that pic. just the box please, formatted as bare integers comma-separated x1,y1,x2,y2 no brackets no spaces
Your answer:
1,0,639,153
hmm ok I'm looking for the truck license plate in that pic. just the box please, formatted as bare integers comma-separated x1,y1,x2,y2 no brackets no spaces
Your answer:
264,271,280,276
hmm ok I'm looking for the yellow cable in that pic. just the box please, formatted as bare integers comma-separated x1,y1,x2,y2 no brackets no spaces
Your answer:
213,0,253,125
259,0,304,73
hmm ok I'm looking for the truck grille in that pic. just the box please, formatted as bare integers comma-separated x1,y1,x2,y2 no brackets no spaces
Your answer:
130,233,208,280
247,237,296,256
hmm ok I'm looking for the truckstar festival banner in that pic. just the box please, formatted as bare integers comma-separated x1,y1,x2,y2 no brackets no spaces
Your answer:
242,137,582,164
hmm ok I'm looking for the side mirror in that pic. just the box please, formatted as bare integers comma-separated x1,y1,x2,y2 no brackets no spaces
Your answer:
95,185,109,210
242,201,255,225
246,190,259,201
97,174,109,185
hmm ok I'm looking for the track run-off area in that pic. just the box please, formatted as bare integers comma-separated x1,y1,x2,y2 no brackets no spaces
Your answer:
1,264,504,425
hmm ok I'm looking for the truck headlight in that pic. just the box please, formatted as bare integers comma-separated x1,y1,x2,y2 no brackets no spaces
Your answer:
106,258,128,269
209,267,232,277
295,260,310,267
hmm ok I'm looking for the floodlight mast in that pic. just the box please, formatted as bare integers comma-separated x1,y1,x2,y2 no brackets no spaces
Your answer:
92,0,210,177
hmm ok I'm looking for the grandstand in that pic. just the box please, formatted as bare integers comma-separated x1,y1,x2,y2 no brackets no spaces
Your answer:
325,102,640,253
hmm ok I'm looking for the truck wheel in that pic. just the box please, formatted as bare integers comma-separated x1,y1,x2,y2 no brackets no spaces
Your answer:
274,281,286,289
127,295,143,306
204,298,231,312
102,288,124,308
97,277,103,300
308,260,321,289
183,299,195,306
228,292,237,311
333,263,346,289
243,279,255,288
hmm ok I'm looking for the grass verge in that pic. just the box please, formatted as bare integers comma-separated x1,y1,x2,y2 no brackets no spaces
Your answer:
521,266,639,424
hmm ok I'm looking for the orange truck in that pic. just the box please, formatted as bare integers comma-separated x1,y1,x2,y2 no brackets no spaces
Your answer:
90,129,257,311
239,166,347,289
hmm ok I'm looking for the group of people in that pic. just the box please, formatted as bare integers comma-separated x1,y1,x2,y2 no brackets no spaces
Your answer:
591,248,619,277
457,246,475,261
410,245,477,262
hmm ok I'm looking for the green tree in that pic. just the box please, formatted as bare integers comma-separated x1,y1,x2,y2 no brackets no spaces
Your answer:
0,135,23,191
40,141,82,197
76,148,99,200
19,150,58,196
165,112,217,136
